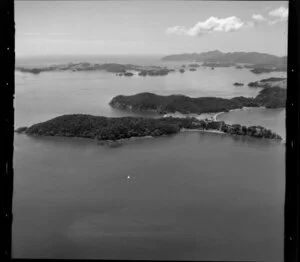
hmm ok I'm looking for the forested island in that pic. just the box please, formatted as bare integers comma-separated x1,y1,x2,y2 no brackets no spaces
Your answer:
15,114,282,142
233,82,244,86
110,83,286,115
16,63,175,77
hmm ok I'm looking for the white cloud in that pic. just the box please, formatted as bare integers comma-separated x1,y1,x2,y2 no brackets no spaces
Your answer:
269,6,289,21
166,26,188,36
252,14,267,22
166,16,251,37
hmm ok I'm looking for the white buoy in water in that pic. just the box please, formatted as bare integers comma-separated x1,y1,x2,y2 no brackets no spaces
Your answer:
127,175,131,179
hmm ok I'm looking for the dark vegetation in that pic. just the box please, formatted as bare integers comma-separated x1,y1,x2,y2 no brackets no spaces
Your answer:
248,77,287,88
124,72,134,77
255,87,286,108
189,68,197,71
248,81,264,88
20,114,282,141
233,82,244,86
19,68,43,74
110,86,286,114
179,69,185,73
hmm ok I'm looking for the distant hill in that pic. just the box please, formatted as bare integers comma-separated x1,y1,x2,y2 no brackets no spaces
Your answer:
161,50,287,70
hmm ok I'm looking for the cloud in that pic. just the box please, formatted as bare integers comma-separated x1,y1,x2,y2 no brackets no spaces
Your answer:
166,16,251,37
252,14,267,22
166,26,188,36
166,9,288,36
268,6,288,24
269,6,288,20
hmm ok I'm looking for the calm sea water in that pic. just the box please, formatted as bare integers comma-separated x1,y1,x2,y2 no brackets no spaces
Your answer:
218,108,286,139
13,55,286,261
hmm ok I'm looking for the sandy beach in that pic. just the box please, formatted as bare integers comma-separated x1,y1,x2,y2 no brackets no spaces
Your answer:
163,111,223,121
163,107,265,122
180,128,225,134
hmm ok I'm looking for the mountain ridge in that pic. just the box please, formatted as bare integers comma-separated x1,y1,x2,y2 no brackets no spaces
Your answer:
161,50,287,69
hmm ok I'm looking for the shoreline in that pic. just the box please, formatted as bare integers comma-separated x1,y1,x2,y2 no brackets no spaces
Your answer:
180,128,225,134
16,128,284,147
163,111,223,121
17,123,283,146
215,106,267,121
16,108,283,145
163,106,266,122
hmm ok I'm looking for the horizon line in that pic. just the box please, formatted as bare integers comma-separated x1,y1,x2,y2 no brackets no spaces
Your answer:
15,50,288,58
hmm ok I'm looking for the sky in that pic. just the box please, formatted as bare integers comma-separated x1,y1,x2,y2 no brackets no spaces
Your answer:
15,1,288,57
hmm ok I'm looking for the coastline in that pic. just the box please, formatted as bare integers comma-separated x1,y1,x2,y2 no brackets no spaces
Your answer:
215,106,266,121
163,111,222,121
17,107,283,145
180,128,225,134
214,106,286,144
163,106,266,122
17,127,284,147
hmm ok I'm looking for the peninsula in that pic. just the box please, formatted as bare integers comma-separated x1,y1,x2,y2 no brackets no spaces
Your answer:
110,85,286,115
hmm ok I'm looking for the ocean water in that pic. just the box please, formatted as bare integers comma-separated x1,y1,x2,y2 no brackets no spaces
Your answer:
13,55,286,261
218,108,286,139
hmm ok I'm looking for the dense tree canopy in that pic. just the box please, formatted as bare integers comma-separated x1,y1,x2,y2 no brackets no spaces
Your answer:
23,114,282,142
